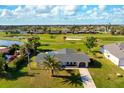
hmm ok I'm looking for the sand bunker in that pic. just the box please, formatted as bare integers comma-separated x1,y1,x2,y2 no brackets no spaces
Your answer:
66,37,82,40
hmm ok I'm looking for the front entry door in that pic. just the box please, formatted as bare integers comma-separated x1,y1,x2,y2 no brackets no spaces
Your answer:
79,62,86,68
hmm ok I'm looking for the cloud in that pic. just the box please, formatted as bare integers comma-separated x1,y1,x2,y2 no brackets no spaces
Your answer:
0,5,124,25
35,5,54,14
98,5,106,11
63,5,77,11
91,11,97,17
83,5,87,9
86,7,98,18
62,5,77,16
50,6,60,16
13,5,61,18
13,6,24,17
0,9,13,17
86,10,92,14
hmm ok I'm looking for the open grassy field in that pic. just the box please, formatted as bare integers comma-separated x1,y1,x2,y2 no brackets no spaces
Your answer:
0,32,124,88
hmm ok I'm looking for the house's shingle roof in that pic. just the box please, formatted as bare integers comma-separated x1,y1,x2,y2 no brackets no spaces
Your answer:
0,47,9,53
119,43,124,49
103,43,124,59
35,48,90,63
52,48,77,54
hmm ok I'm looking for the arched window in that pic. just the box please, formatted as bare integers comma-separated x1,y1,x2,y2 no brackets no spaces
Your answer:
74,62,76,65
70,62,73,65
67,62,69,65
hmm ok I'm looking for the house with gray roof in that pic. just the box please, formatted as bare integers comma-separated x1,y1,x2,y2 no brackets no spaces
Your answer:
35,48,90,67
100,43,124,67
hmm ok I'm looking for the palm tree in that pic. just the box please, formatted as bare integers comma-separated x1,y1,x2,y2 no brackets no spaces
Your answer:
19,44,31,73
62,73,82,87
19,43,31,67
42,54,61,77
20,44,30,56
8,44,20,55
0,53,6,73
27,36,40,55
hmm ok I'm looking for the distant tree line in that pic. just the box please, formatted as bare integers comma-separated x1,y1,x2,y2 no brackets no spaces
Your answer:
110,26,124,35
0,25,124,35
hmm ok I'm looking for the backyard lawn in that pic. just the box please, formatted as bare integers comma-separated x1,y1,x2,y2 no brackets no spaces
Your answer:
0,32,124,88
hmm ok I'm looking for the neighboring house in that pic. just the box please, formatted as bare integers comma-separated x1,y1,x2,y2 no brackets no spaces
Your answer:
12,30,27,34
100,43,124,66
30,30,45,34
0,47,9,53
19,31,27,34
37,30,45,34
35,48,90,67
49,30,61,34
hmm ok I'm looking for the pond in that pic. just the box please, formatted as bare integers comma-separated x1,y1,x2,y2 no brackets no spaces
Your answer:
0,40,23,47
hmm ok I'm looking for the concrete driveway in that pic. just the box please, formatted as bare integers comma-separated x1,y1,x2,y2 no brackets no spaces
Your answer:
79,68,96,88
65,67,96,88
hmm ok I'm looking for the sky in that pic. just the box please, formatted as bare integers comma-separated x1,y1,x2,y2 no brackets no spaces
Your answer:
0,5,124,25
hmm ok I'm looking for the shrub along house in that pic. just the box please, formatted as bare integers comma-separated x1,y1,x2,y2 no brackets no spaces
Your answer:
35,48,90,68
100,43,124,67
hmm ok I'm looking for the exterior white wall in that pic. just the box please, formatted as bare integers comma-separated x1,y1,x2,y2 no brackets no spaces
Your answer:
60,62,66,65
61,61,89,67
101,48,120,66
119,59,124,66
20,31,27,34
85,62,89,67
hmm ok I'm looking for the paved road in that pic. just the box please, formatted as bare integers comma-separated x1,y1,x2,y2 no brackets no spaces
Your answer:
79,68,96,88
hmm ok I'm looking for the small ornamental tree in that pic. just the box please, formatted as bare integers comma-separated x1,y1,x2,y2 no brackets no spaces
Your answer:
63,36,67,41
85,36,97,52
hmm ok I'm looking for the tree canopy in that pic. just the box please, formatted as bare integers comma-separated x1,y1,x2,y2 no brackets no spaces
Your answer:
42,55,61,77
85,36,97,51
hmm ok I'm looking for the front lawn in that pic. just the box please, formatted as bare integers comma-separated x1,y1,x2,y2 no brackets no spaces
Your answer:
0,61,83,88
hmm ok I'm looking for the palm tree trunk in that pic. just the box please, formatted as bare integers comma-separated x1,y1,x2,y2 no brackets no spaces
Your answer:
51,69,54,77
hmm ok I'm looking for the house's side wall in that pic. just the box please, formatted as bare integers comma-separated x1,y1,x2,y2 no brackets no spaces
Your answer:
61,61,81,67
101,47,120,66
119,59,124,66
62,62,67,66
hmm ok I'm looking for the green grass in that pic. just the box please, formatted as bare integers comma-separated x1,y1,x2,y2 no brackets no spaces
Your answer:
0,65,82,88
0,55,82,88
88,54,124,88
0,32,124,88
